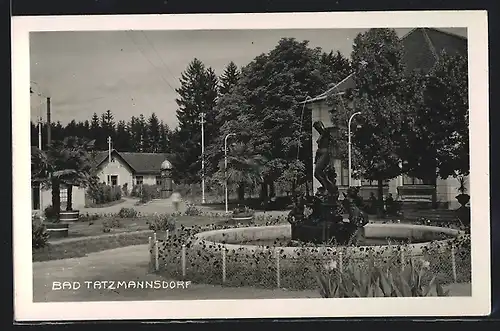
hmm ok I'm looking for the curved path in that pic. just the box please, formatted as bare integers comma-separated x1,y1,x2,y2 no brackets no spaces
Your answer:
33,244,319,302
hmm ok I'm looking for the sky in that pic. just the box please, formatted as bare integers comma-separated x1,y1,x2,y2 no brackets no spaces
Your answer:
29,28,466,130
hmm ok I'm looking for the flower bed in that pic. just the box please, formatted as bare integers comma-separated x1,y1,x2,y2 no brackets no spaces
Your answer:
151,220,471,291
33,230,154,262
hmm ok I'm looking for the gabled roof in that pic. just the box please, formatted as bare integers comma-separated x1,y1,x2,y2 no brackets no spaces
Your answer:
92,150,172,175
305,28,467,104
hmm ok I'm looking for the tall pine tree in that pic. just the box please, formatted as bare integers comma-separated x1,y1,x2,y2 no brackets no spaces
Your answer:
219,61,240,95
90,112,103,150
115,120,131,151
171,58,219,183
159,121,171,153
147,113,161,152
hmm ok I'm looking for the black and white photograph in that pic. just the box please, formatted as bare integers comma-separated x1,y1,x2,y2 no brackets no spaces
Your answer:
13,11,490,320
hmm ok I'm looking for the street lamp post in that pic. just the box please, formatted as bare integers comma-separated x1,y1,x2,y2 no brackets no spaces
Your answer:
200,113,206,204
348,112,362,187
224,133,235,214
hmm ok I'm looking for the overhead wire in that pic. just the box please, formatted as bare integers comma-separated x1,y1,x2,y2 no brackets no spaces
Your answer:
139,30,179,88
125,30,177,94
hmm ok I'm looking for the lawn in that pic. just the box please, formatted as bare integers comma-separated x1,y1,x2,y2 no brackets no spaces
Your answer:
84,198,126,208
50,214,237,242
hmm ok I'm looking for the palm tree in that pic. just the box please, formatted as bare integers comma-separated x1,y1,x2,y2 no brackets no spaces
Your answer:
49,137,96,212
31,137,96,219
214,142,266,201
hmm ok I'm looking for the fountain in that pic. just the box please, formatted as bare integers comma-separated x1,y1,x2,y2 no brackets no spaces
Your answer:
286,120,368,245
187,120,465,264
168,118,469,290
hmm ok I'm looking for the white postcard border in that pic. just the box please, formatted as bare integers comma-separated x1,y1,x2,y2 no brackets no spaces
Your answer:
12,11,490,321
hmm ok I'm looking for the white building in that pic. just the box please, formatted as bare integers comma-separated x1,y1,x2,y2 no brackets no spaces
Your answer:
31,149,172,211
304,28,469,209
92,149,172,194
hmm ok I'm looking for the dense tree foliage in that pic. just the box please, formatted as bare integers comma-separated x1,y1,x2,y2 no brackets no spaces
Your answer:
401,51,469,181
31,111,171,154
31,30,468,206
328,29,406,213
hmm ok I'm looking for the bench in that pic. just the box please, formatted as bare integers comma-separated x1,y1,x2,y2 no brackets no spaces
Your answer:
403,209,460,224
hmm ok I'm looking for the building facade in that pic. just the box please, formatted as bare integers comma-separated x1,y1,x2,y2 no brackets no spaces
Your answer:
305,28,469,209
31,150,173,211
92,150,172,194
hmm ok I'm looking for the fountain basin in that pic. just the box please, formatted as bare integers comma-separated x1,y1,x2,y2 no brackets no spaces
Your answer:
193,223,464,258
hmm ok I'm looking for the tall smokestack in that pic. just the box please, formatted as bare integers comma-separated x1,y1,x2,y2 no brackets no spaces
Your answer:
46,97,51,146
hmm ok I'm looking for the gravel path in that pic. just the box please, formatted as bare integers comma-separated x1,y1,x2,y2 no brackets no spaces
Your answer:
33,244,319,302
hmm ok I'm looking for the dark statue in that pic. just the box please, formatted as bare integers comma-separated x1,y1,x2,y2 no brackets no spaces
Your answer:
288,121,369,245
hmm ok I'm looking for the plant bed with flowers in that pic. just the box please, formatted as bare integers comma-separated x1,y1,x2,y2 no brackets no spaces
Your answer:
230,205,255,224
151,217,471,294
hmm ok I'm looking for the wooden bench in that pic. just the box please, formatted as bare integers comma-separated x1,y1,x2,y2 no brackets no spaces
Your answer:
403,209,460,224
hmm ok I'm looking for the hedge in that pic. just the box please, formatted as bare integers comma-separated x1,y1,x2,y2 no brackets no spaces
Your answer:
33,230,154,262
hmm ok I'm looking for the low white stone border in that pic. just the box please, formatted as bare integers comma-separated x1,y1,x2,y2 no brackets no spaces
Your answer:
193,223,465,258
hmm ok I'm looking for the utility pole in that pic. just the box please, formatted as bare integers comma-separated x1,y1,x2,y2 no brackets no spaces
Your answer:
46,97,51,146
200,112,206,204
38,114,43,211
107,136,112,163
348,111,362,187
224,133,235,213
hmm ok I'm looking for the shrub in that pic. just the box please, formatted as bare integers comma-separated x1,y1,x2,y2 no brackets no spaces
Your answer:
118,207,139,218
32,214,49,249
184,203,202,216
87,183,122,205
132,184,161,203
102,218,123,232
148,214,177,232
44,205,58,220
232,205,254,216
79,213,100,222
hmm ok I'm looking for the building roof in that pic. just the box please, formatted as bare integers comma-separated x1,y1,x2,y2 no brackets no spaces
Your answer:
160,159,173,170
305,28,467,104
92,150,173,175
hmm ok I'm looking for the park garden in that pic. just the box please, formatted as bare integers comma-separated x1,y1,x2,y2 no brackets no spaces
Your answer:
31,28,470,298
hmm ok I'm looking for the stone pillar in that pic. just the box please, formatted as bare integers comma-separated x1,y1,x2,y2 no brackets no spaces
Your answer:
160,169,173,199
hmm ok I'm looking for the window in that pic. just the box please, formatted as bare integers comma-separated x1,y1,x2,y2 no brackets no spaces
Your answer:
32,184,40,210
402,175,433,185
111,175,118,186
340,166,349,186
156,176,162,186
361,179,390,186
135,176,144,185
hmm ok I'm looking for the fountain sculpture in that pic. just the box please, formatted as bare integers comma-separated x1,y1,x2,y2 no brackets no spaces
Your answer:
287,120,369,245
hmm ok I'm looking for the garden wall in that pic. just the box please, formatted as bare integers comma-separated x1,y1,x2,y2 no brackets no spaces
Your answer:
33,230,154,262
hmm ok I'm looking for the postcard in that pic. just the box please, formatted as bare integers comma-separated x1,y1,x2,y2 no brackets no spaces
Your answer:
12,10,490,321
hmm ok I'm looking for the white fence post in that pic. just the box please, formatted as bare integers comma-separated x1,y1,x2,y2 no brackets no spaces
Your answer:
148,236,153,271
153,232,157,242
166,230,169,240
155,240,159,271
222,248,227,284
275,250,281,289
451,245,458,283
338,251,343,273
401,249,405,271
181,244,187,278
